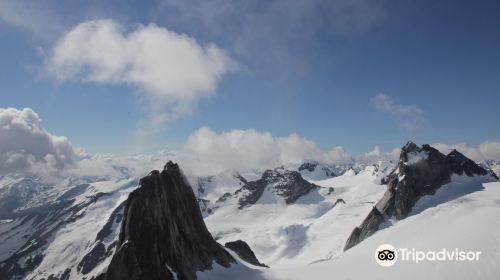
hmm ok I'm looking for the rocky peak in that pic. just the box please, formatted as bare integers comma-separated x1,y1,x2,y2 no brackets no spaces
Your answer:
398,142,440,166
388,143,450,220
447,149,488,177
235,168,320,208
344,143,494,251
400,141,419,154
224,240,268,268
262,168,302,185
104,161,235,280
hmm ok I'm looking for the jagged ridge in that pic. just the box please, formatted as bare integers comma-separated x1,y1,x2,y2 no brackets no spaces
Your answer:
344,142,493,251
234,168,320,209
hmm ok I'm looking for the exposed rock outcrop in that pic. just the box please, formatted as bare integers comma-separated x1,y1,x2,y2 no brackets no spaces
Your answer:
332,198,346,207
298,162,318,172
344,142,493,251
447,149,489,177
104,161,235,280
298,161,339,178
224,240,268,267
236,168,320,208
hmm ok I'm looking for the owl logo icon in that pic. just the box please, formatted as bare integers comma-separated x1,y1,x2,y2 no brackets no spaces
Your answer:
375,244,398,267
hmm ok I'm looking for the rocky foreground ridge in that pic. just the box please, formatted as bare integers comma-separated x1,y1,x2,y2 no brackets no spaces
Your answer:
102,161,263,280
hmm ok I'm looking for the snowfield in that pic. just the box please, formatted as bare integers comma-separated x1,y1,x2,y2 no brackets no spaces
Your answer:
204,166,389,268
201,169,499,280
261,179,500,280
0,176,138,279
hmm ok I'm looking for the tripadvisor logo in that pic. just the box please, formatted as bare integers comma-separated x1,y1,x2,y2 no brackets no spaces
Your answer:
375,244,482,267
375,244,397,267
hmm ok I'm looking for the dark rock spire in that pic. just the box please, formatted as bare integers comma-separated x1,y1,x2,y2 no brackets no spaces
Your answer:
104,161,235,280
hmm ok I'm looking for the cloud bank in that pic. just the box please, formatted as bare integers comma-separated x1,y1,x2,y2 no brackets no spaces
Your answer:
181,127,354,174
45,19,233,135
2,107,499,178
358,145,400,164
0,107,76,175
433,142,500,162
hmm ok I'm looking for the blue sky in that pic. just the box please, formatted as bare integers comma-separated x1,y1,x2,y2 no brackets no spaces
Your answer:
1,0,499,156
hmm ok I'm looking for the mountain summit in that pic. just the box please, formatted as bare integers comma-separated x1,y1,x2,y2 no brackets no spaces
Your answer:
344,142,494,250
104,161,255,280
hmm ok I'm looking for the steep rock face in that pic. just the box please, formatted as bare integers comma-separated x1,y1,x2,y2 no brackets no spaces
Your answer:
344,142,493,251
104,161,235,280
389,143,451,219
447,150,489,177
235,168,320,209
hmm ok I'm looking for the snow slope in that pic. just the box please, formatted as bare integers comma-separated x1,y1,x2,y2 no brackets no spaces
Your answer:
189,170,249,203
263,178,500,280
204,165,389,268
0,176,138,279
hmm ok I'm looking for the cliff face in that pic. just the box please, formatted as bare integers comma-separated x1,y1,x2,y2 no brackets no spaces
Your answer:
344,142,492,251
389,143,452,220
104,161,235,280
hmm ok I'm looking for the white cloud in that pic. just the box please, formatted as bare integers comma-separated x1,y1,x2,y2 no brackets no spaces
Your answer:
181,127,353,174
0,108,355,178
45,19,234,136
358,145,400,164
0,107,77,175
371,93,422,115
0,108,176,179
370,93,425,132
62,139,500,178
433,141,500,162
4,107,498,179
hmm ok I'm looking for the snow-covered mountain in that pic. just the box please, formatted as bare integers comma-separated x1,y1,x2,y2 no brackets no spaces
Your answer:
288,161,369,181
0,142,499,280
266,178,500,280
479,160,500,179
344,142,494,250
205,164,391,268
0,176,137,279
104,161,262,280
